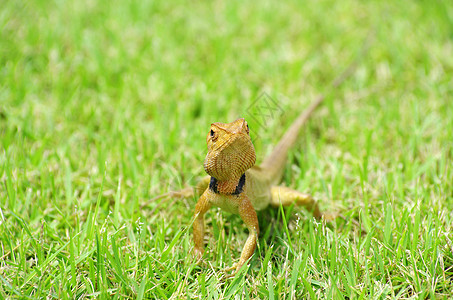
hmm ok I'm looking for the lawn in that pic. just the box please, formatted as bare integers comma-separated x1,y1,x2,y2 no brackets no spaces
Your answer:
1,0,452,298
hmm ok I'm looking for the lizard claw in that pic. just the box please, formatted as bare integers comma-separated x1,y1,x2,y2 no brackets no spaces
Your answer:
221,263,240,279
192,247,204,262
223,261,249,275
223,263,238,273
321,211,338,222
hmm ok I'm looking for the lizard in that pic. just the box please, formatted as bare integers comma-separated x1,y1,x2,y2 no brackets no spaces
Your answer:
159,54,363,272
192,109,323,273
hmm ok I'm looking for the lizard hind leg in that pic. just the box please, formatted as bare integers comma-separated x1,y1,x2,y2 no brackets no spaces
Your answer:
270,186,322,220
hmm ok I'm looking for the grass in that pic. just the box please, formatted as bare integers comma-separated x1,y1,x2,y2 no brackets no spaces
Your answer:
1,0,453,298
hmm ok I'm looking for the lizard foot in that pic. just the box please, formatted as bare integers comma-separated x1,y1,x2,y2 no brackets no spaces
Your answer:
223,260,249,275
322,211,339,222
221,263,240,279
170,187,195,198
192,247,204,262
223,263,238,273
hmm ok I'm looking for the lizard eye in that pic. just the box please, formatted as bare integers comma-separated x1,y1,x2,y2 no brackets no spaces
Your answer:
209,129,218,142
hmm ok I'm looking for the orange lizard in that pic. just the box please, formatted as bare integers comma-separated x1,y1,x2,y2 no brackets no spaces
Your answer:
192,104,324,272
165,57,361,272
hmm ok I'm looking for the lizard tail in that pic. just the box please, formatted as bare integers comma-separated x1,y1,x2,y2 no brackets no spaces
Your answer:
260,57,362,184
259,94,324,184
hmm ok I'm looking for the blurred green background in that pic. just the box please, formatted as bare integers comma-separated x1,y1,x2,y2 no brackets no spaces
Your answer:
1,0,452,298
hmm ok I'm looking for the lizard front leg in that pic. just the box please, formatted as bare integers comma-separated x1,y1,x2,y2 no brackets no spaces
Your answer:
193,191,211,258
171,175,211,198
233,196,259,272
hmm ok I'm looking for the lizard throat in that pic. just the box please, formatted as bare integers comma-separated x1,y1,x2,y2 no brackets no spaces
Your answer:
209,173,246,195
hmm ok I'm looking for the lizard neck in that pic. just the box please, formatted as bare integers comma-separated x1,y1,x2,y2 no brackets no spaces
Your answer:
209,173,246,195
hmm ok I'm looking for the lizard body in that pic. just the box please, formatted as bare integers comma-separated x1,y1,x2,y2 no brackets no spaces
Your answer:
193,112,322,272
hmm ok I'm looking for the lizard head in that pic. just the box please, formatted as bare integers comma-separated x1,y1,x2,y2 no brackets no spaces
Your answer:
203,118,256,181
